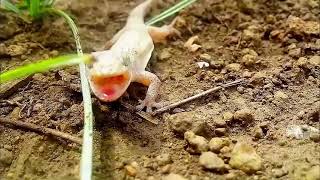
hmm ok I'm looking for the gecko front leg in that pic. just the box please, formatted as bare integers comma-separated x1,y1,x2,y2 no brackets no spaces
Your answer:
148,17,181,43
133,71,162,112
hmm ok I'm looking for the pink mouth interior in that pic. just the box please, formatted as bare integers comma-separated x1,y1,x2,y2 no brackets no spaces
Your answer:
92,74,129,101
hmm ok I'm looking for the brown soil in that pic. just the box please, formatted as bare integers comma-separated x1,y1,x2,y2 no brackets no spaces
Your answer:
0,0,319,179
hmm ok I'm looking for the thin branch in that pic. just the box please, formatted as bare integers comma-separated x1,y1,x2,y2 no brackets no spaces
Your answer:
152,79,245,115
0,119,82,144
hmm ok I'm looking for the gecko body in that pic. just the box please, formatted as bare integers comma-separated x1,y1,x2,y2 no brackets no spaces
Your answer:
88,0,178,112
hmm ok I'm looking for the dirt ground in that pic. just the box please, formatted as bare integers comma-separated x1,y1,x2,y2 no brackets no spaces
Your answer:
0,0,319,179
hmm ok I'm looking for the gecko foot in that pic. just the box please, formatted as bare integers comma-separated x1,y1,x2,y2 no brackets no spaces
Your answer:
136,99,166,113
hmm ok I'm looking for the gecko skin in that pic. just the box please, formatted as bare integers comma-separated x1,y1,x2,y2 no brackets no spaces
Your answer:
88,0,178,112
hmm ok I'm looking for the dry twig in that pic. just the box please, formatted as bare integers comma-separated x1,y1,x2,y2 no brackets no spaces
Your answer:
152,79,245,115
0,119,82,144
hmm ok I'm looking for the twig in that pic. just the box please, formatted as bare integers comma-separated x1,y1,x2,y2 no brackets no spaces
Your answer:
0,119,82,144
152,79,245,115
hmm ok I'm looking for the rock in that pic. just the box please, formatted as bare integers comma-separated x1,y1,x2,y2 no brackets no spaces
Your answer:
296,57,308,68
200,53,212,61
229,142,263,174
6,44,27,56
0,43,7,55
159,49,172,61
288,48,301,58
274,91,289,101
242,54,257,66
309,55,320,66
233,109,254,123
199,152,226,171
287,15,320,35
184,131,209,154
213,118,227,127
124,162,138,177
210,59,225,69
168,112,209,136
156,153,172,166
226,63,241,72
223,112,234,122
209,137,231,153
163,173,188,180
0,149,13,166
250,72,267,85
292,163,320,180
253,126,264,139
215,128,227,136
272,168,288,178
310,132,320,142
160,164,171,174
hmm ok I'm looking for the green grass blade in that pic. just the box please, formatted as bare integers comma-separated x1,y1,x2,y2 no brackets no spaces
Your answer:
46,8,94,180
146,0,196,25
0,54,92,84
0,0,22,14
29,0,40,18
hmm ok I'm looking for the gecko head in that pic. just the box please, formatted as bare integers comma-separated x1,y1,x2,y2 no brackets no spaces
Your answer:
88,51,133,102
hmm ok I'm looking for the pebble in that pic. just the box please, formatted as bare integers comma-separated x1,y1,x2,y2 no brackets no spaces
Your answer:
253,126,264,139
213,118,227,127
233,108,254,123
309,55,320,66
200,53,212,61
296,57,308,68
0,148,13,166
156,153,172,166
287,15,320,35
274,91,289,101
168,112,209,136
226,63,241,72
125,164,138,177
209,137,231,153
223,112,234,122
215,128,227,136
210,59,225,69
199,152,226,171
229,142,262,173
184,131,209,154
288,48,301,58
162,173,188,180
160,164,171,174
272,168,288,178
6,44,27,56
310,132,320,142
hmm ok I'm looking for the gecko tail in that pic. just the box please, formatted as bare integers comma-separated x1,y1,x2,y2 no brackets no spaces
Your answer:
126,0,154,26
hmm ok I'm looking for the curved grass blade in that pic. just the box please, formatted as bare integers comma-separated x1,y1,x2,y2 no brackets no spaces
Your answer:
0,54,92,84
29,0,40,18
0,0,22,14
46,8,94,180
146,0,196,25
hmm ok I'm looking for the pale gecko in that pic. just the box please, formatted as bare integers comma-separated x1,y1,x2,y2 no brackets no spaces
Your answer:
87,0,179,112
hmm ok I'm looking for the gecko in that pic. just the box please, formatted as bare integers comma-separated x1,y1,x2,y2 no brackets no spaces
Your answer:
87,0,179,112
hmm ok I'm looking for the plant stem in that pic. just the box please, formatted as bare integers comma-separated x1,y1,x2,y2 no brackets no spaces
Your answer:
46,8,93,180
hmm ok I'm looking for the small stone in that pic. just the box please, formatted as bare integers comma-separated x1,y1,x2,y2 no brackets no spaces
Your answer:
306,165,320,180
184,131,209,154
215,128,227,136
223,112,234,122
162,173,187,180
0,149,13,166
159,49,172,61
229,142,263,174
3,145,12,151
250,72,267,85
233,109,254,123
287,16,320,35
125,164,138,177
213,118,227,127
168,112,209,136
253,126,264,139
199,152,226,171
309,55,320,66
210,59,225,69
0,43,7,55
243,71,253,78
209,137,231,153
49,50,59,56
160,164,171,174
288,48,301,58
200,53,212,61
6,44,27,56
272,168,288,178
296,57,308,68
156,153,172,166
226,63,241,72
274,91,289,101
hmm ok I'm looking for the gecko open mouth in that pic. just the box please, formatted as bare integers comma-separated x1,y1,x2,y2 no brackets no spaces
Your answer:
90,72,131,102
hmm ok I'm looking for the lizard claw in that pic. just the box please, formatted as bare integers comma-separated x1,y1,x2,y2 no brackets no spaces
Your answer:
136,99,165,113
